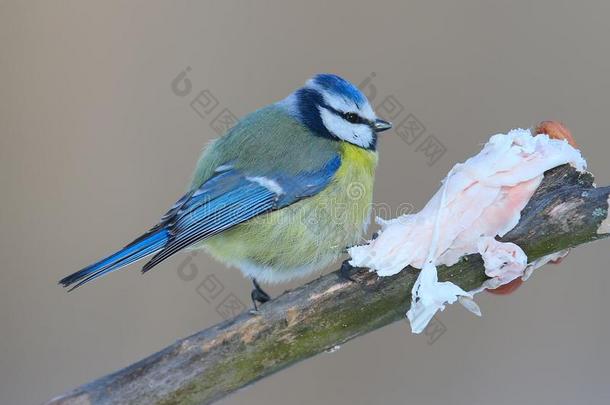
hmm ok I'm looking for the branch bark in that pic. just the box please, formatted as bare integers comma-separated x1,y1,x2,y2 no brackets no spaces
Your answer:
47,165,610,405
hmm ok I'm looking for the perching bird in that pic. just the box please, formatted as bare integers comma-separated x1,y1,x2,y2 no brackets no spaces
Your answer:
60,73,392,309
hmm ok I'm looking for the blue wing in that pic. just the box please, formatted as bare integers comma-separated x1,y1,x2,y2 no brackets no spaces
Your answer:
59,155,341,290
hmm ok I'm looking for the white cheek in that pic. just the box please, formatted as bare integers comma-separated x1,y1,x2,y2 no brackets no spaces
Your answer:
319,107,374,148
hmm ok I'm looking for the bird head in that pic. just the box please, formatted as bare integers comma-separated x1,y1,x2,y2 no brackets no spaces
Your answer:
281,74,392,150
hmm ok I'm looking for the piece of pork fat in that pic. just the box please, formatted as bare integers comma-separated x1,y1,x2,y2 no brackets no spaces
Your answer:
349,128,586,333
489,121,577,295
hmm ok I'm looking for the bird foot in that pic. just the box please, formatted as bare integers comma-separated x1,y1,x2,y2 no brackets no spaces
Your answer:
250,279,271,312
339,259,357,282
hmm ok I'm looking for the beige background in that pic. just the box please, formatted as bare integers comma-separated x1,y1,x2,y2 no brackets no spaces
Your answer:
2,1,610,404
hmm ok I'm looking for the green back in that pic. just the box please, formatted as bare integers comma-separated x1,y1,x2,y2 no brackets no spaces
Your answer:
190,105,340,189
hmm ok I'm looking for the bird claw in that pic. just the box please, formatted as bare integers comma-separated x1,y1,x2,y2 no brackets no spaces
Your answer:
339,259,357,282
250,279,271,311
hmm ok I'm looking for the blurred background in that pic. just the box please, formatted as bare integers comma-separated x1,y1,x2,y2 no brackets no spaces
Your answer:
2,1,610,404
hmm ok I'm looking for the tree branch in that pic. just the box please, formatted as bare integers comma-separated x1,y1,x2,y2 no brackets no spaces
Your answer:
47,165,610,405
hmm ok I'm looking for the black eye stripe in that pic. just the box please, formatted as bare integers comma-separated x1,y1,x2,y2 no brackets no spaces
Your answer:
342,112,366,124
322,104,372,126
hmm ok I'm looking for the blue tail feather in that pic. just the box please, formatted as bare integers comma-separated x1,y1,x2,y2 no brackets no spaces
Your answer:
59,230,169,290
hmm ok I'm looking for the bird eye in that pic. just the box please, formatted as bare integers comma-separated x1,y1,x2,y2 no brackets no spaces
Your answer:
343,112,362,124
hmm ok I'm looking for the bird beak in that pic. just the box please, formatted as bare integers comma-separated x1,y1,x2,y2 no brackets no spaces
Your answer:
373,118,392,132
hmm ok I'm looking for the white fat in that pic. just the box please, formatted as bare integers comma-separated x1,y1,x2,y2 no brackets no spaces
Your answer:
597,196,610,234
458,296,482,317
325,345,342,353
349,128,587,333
471,249,570,295
407,262,472,333
407,166,472,333
319,106,375,149
477,237,528,285
246,176,284,196
521,249,570,282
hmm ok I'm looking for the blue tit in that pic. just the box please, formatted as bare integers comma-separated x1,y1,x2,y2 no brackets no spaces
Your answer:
60,73,392,309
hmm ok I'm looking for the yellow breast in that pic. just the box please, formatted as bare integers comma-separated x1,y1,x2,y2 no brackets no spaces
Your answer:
336,142,378,183
331,142,378,235
202,142,378,283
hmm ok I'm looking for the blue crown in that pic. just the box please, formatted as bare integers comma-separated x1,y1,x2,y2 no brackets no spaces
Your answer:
309,74,366,106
